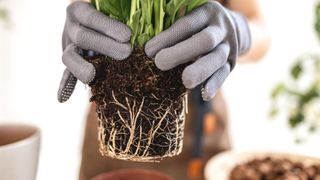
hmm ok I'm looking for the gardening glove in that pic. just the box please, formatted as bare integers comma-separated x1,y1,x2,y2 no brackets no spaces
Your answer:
145,1,251,101
57,1,132,103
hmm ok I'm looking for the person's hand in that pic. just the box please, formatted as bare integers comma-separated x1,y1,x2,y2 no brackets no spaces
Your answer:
57,1,132,103
145,1,251,101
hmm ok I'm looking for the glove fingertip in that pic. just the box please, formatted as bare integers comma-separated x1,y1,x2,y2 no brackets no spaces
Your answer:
112,43,132,60
202,91,215,102
57,87,71,103
144,41,156,58
119,27,132,43
182,68,198,89
57,94,68,103
154,56,170,71
57,70,77,103
112,26,132,43
81,64,96,84
202,85,216,101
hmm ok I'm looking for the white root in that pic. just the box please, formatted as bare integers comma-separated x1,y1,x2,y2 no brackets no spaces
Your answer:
97,94,187,162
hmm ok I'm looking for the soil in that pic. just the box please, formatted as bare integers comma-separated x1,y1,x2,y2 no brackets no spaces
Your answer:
229,157,320,180
86,48,188,162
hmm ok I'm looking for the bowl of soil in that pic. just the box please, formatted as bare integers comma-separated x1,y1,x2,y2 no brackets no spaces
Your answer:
91,169,173,180
204,151,320,180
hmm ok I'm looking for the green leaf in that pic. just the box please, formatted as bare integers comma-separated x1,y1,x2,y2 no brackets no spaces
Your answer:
145,24,154,37
309,125,317,133
187,0,207,13
165,0,193,27
315,3,320,40
129,9,142,47
141,0,153,25
268,107,278,118
314,56,320,71
97,0,131,22
290,61,303,79
119,0,131,22
271,83,286,99
137,33,151,47
154,0,165,35
299,86,319,105
93,0,208,47
128,0,137,25
0,8,8,21
289,112,304,128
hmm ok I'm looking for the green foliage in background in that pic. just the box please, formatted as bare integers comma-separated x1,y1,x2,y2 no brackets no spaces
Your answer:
0,8,8,22
315,3,320,39
270,55,320,127
91,0,207,47
269,4,320,140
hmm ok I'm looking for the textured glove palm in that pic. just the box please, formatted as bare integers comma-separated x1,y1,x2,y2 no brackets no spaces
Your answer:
145,1,251,101
57,2,132,103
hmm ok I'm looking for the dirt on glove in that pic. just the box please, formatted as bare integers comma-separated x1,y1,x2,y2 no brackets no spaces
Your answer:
86,48,188,162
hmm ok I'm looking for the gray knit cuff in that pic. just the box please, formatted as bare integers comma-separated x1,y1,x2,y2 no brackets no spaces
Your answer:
228,10,252,55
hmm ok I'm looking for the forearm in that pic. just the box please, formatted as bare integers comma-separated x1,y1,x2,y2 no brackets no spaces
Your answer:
227,0,271,63
238,17,270,63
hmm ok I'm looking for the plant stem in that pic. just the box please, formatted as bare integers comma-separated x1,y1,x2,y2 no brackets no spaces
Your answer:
95,0,100,11
94,0,207,46
154,0,165,35
129,0,137,26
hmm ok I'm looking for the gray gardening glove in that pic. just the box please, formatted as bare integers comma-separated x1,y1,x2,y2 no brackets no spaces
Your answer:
145,1,251,101
57,1,132,103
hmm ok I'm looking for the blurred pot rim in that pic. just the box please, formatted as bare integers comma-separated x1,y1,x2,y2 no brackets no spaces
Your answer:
204,150,320,180
0,123,41,152
91,168,173,180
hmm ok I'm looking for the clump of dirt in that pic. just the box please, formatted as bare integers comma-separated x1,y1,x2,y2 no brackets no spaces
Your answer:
86,48,188,162
230,157,320,180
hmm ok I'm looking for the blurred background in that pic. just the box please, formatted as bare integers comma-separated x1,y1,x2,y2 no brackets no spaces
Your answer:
1,0,320,179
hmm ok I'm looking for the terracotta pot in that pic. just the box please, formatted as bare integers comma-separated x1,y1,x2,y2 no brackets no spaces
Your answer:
91,169,173,180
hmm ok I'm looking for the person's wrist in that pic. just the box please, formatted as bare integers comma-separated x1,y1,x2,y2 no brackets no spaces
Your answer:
227,10,252,55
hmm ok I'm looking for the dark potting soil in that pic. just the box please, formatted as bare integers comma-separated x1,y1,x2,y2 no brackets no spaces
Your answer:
86,48,187,160
230,157,320,180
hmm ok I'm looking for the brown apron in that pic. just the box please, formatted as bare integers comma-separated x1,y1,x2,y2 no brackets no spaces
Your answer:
79,91,230,180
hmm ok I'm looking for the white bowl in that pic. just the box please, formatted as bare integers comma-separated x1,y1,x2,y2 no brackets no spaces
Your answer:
0,124,41,180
